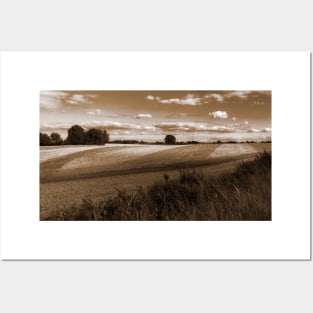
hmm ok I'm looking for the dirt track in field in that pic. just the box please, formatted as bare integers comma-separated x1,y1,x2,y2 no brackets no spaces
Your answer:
40,143,271,218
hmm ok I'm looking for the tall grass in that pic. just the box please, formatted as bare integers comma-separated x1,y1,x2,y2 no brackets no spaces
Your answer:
44,151,271,221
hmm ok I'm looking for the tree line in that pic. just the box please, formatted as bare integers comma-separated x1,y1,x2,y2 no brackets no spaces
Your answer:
40,124,178,146
40,125,110,146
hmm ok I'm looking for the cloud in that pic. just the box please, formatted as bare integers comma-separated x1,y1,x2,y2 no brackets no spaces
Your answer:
41,91,68,97
247,128,261,133
154,122,234,133
147,95,161,101
251,100,265,106
212,94,224,102
158,98,180,104
178,94,201,105
209,111,228,119
248,91,271,98
142,125,156,130
79,120,157,131
40,122,75,130
40,91,68,109
86,109,106,116
41,91,98,109
209,126,235,133
155,122,207,131
262,127,272,132
165,113,190,118
205,93,224,102
225,91,251,98
86,111,122,118
71,94,85,102
66,93,97,105
158,94,201,106
41,119,269,136
247,127,271,133
203,91,271,103
82,121,137,129
134,113,152,119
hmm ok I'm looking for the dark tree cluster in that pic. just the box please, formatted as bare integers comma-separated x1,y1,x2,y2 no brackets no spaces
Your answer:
40,124,177,146
40,125,110,146
50,133,63,145
85,128,109,145
40,132,64,146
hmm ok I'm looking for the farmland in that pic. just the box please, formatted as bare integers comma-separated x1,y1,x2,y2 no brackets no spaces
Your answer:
40,143,271,220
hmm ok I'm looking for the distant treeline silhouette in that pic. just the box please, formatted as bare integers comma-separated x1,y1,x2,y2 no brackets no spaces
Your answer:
40,125,110,146
40,125,179,146
109,139,199,145
40,124,272,146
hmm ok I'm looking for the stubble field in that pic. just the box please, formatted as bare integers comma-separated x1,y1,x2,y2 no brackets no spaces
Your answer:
40,143,271,220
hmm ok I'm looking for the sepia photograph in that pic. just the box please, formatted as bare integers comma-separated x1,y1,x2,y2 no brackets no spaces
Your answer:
2,51,309,259
40,90,271,221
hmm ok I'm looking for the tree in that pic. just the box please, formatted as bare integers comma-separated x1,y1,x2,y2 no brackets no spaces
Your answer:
164,134,176,145
103,130,110,143
66,125,85,145
50,133,63,145
40,132,52,146
85,128,106,145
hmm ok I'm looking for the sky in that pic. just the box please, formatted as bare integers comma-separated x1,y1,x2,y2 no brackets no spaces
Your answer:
40,90,271,142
